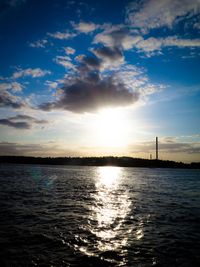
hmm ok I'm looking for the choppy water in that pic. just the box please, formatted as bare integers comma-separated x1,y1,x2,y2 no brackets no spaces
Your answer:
0,164,200,267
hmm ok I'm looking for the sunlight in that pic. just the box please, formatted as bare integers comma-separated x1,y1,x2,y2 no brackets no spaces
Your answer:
89,166,132,251
97,166,121,187
93,108,131,147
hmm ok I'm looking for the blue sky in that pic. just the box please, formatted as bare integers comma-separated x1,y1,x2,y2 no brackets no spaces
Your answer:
0,0,200,162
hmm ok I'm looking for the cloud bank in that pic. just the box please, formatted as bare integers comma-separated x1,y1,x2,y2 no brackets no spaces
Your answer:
12,68,51,79
126,0,200,32
0,114,48,129
132,139,200,154
0,91,25,109
94,26,142,50
39,74,140,113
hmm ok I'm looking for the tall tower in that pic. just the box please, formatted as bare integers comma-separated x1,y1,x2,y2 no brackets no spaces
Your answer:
156,137,158,160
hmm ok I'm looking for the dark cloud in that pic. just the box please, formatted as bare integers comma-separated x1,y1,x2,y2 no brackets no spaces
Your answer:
93,46,123,62
0,114,48,129
39,74,139,113
0,119,30,129
106,28,130,46
0,142,46,156
80,55,101,71
9,114,48,124
0,91,25,109
38,26,141,114
0,141,78,157
38,46,139,113
9,114,35,120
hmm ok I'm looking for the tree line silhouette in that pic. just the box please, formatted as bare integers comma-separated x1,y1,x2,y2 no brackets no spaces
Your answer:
0,156,200,169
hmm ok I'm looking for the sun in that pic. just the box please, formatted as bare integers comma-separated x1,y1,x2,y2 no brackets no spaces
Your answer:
92,108,131,148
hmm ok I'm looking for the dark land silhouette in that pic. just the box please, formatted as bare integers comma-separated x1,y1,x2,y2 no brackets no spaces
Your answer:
0,156,200,169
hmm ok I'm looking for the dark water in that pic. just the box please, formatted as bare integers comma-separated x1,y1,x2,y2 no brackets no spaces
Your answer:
0,164,200,267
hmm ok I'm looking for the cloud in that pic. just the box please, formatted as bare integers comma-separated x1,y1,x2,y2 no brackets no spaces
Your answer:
12,68,51,79
36,21,167,115
0,142,42,155
72,21,99,33
38,39,164,113
75,54,85,62
93,26,142,50
93,24,200,55
45,80,59,90
126,0,200,32
64,46,76,55
0,119,30,129
0,114,48,129
48,31,76,40
54,56,75,69
38,74,140,113
29,39,48,48
135,36,200,55
0,141,78,157
0,82,24,92
0,91,25,109
131,139,200,154
10,82,24,92
80,55,101,70
194,22,200,29
91,46,125,70
9,114,48,124
92,46,124,62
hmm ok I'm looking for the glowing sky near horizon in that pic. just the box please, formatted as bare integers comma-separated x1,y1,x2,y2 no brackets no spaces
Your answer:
0,0,200,162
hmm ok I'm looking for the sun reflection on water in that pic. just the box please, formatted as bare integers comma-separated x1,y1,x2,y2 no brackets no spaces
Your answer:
90,167,132,256
72,167,147,265
97,166,120,187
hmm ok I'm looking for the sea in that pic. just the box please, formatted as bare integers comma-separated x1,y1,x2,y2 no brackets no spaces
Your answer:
0,164,199,267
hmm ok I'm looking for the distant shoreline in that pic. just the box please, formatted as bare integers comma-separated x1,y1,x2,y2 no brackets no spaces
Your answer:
0,156,200,169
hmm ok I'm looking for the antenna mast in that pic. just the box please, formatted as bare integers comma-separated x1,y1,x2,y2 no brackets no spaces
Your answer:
156,137,158,160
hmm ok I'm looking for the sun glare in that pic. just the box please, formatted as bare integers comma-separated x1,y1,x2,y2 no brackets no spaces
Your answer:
93,108,131,147
97,166,121,187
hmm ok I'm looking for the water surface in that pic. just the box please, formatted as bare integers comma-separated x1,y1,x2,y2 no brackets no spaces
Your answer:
0,164,199,266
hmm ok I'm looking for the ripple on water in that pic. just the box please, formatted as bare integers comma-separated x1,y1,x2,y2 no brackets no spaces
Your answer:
0,165,200,266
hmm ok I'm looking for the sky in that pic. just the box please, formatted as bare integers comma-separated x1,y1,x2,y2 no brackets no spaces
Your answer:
0,0,200,162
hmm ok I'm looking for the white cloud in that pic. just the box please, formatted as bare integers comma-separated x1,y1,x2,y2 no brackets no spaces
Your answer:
93,25,142,50
29,39,48,48
10,82,24,92
72,21,99,33
48,31,76,40
64,46,76,55
54,56,75,69
135,36,200,54
12,68,51,79
126,0,200,32
0,82,24,92
75,54,85,62
114,64,165,99
0,83,13,91
164,37,200,47
45,80,59,90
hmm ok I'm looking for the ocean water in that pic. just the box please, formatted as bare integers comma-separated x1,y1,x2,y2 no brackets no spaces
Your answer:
0,164,199,267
